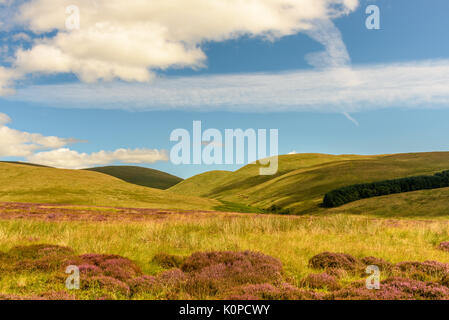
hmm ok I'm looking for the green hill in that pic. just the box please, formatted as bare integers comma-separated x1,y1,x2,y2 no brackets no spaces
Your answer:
169,152,449,214
85,166,183,190
0,162,218,210
327,186,449,218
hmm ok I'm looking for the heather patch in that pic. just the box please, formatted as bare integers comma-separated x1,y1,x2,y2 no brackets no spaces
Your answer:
309,252,362,272
4,244,75,273
438,242,449,252
395,261,449,279
128,275,157,295
81,276,130,296
361,256,393,272
226,283,323,300
180,251,283,298
152,253,184,269
67,254,142,281
5,245,449,300
301,273,340,291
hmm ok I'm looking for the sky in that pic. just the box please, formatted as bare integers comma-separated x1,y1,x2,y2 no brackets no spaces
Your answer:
0,0,448,178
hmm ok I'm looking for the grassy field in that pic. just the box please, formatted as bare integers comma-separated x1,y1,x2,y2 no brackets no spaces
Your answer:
85,166,183,190
170,152,449,214
1,211,449,299
2,152,449,300
0,162,218,210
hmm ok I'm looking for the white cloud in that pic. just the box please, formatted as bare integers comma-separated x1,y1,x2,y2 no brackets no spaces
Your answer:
0,67,22,95
0,0,358,90
305,18,351,69
0,112,168,168
0,112,76,157
27,147,169,169
9,59,449,113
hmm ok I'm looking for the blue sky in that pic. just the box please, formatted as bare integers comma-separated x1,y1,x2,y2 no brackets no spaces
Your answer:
0,0,448,178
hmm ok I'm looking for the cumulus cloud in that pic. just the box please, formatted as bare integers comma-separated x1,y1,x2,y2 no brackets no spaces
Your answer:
0,112,168,168
27,147,169,169
0,112,76,157
9,59,449,113
0,0,359,90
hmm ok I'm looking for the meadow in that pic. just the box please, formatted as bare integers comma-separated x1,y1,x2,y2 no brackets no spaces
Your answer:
1,153,449,300
2,206,449,299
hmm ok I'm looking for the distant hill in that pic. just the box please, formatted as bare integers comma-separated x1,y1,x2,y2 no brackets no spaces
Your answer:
0,162,218,210
0,161,51,168
169,152,449,214
85,166,183,190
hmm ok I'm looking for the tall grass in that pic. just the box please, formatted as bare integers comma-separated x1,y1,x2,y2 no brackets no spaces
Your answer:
1,214,449,284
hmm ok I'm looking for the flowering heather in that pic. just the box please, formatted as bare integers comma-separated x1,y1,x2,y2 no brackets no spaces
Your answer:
180,251,283,297
81,276,130,296
181,251,282,276
438,242,449,252
309,252,362,272
157,269,188,287
395,261,449,279
71,254,142,281
0,202,220,222
8,244,74,260
301,273,340,291
226,283,323,300
6,244,75,272
128,275,157,295
361,256,393,272
0,291,76,301
329,277,449,300
152,253,184,269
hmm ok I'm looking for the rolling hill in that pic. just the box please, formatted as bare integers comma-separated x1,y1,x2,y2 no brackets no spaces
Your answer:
327,186,449,218
169,152,449,214
85,166,183,190
0,162,218,210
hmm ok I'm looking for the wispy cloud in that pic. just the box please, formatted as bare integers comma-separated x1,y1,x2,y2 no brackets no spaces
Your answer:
8,59,449,113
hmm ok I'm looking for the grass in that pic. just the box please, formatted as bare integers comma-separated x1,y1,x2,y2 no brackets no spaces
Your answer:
169,152,449,214
84,166,183,190
2,212,449,299
328,187,449,218
0,162,218,210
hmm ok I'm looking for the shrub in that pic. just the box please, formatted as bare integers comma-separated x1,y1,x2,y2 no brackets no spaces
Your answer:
81,276,130,296
226,283,323,300
128,275,157,295
152,253,184,269
361,256,393,272
395,261,449,278
438,242,449,252
328,277,449,300
301,273,340,291
309,252,362,272
70,254,142,281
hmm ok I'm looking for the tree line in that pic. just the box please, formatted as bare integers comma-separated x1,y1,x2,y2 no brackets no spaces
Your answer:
322,170,449,208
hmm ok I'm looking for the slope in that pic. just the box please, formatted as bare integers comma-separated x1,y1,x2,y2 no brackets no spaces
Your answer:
85,166,183,190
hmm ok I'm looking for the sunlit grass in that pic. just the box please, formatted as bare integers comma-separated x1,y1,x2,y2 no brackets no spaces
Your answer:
2,213,449,297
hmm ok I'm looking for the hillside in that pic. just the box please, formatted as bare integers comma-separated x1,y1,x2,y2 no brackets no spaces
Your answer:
0,162,218,210
328,186,449,218
169,152,449,214
85,166,183,190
